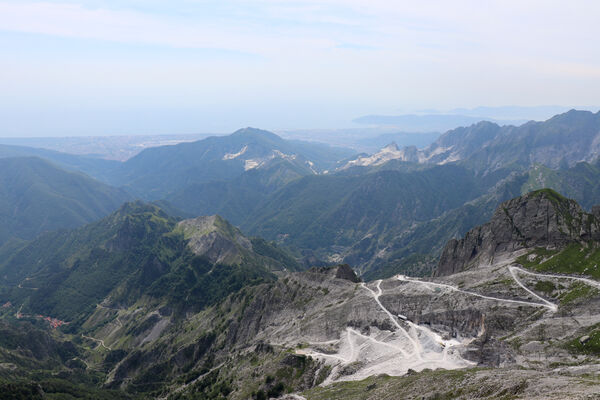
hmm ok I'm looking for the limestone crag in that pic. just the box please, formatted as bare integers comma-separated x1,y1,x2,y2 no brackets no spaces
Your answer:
436,189,600,276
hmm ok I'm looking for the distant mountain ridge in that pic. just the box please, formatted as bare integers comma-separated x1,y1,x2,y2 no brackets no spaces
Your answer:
343,110,600,173
109,127,355,199
0,157,130,246
159,112,600,279
2,111,600,280
353,113,526,132
0,143,120,182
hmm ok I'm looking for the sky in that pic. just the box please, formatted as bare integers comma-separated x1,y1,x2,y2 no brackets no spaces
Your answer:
1,0,599,136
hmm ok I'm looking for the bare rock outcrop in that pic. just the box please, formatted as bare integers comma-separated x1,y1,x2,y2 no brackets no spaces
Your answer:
177,215,252,265
436,189,600,276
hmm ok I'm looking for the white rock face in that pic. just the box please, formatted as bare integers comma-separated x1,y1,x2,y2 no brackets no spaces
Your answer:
339,142,458,169
244,150,298,170
298,279,477,384
244,158,263,170
342,143,405,169
222,145,248,160
290,260,598,385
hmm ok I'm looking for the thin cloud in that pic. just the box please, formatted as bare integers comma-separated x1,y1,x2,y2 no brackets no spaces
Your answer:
0,1,336,55
1,0,599,135
334,43,377,51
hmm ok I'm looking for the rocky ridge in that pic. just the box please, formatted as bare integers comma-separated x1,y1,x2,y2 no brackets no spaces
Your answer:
2,191,600,399
340,110,600,173
177,215,254,265
90,235,600,398
436,189,600,276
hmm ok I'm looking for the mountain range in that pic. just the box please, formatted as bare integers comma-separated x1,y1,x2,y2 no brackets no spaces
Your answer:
0,189,598,399
1,110,600,398
2,111,600,278
0,202,298,324
107,128,354,199
344,109,600,172
0,157,129,246
352,113,526,131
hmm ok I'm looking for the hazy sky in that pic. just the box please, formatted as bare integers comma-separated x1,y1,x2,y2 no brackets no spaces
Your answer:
1,0,599,136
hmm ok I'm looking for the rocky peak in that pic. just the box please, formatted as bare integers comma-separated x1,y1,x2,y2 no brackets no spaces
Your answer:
382,142,399,152
435,189,600,276
334,264,362,282
230,127,282,142
306,264,361,283
177,215,253,265
107,202,174,252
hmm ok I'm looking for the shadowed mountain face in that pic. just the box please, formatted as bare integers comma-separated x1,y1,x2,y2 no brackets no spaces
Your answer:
238,164,511,273
0,157,130,246
164,157,314,223
454,110,600,172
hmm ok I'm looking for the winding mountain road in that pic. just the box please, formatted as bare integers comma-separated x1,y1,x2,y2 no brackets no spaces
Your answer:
302,279,475,372
361,281,420,355
96,304,124,327
81,334,111,350
396,267,558,312
510,265,600,290
397,264,599,314
298,263,600,384
347,327,410,358
508,266,558,311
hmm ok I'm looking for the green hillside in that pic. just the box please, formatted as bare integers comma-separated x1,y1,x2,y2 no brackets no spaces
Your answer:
521,161,600,209
518,244,600,280
240,164,502,270
166,158,313,224
0,157,130,246
0,202,297,325
0,143,120,182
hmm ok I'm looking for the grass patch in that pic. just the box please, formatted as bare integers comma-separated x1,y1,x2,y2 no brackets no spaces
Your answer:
303,368,480,400
566,329,600,355
517,244,600,280
533,280,556,295
558,282,598,305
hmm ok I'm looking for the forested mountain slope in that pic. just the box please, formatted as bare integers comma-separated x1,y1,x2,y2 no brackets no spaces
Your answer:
110,128,355,199
0,202,299,325
0,157,130,246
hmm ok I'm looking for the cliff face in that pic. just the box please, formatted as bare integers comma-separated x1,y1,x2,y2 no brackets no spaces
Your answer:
436,189,600,276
